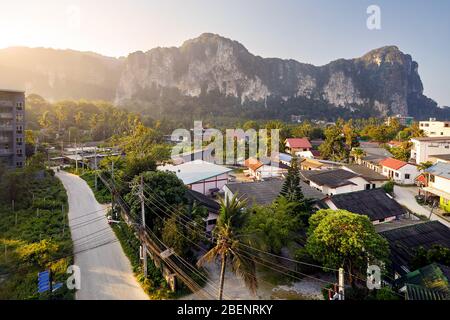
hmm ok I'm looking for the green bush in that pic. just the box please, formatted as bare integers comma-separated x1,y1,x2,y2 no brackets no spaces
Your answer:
382,181,395,194
111,216,172,299
0,170,74,300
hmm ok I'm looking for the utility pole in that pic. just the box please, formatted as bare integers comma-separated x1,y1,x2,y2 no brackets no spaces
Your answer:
62,204,65,237
12,200,17,226
94,147,98,190
139,175,148,278
75,137,78,173
111,160,115,218
338,268,345,300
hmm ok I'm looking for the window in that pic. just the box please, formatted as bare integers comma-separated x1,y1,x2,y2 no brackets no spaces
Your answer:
16,102,23,110
372,184,376,189
430,175,435,183
395,172,399,178
365,184,371,190
405,174,410,179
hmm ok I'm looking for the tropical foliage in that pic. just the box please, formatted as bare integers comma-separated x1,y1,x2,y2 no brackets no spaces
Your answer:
306,209,390,284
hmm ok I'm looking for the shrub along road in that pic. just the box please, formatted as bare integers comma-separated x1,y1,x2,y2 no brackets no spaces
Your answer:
56,170,148,300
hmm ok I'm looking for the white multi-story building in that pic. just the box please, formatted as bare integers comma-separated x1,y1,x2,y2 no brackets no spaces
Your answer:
410,137,450,164
419,119,450,137
423,162,450,213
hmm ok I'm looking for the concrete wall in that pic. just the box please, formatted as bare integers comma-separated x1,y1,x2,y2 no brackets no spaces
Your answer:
382,164,419,184
189,173,229,195
411,139,450,164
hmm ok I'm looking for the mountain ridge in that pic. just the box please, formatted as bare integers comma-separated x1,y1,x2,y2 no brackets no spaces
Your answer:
0,33,448,120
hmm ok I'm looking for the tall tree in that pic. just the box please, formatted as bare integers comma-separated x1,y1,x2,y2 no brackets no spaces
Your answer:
197,195,257,300
280,156,304,203
306,209,389,285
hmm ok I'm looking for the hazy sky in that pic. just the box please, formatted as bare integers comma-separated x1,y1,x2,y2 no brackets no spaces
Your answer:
1,0,449,106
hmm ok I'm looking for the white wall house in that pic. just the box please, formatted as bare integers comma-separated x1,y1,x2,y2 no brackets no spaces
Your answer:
411,137,450,165
244,158,288,181
419,119,450,137
158,160,232,195
302,169,373,196
423,162,450,213
379,158,420,185
310,176,372,196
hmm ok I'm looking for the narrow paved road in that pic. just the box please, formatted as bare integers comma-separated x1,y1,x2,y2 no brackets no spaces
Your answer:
56,171,148,300
394,185,450,228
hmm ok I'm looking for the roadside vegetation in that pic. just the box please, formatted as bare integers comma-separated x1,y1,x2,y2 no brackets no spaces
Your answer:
65,167,111,204
109,211,173,299
0,154,74,300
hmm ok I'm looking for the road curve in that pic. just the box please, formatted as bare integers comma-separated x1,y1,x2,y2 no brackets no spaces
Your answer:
56,171,148,300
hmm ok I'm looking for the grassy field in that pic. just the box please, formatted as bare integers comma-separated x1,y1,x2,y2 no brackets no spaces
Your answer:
0,169,74,300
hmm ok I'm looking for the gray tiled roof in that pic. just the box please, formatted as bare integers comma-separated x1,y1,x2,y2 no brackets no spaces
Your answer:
329,188,405,221
344,164,388,181
225,179,326,207
300,169,360,188
380,221,450,276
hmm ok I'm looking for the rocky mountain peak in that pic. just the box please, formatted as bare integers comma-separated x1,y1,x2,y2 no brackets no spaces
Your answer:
1,33,447,120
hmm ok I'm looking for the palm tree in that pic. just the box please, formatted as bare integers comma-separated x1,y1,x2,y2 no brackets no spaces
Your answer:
417,161,433,172
38,111,52,130
197,194,257,300
350,148,366,164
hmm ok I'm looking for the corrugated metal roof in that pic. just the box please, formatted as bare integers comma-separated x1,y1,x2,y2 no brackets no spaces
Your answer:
405,284,447,300
226,179,326,207
300,169,360,188
329,188,405,221
381,221,450,276
279,153,292,163
425,162,450,179
158,160,232,185
344,164,388,181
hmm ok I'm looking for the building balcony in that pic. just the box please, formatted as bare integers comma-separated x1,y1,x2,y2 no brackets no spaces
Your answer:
0,113,13,119
0,149,13,156
0,136,10,143
0,124,13,131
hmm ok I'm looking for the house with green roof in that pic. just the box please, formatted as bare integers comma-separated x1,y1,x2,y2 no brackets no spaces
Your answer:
397,263,450,300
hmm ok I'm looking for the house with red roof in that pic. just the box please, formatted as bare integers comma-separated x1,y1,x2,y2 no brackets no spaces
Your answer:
285,138,312,155
379,158,420,185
